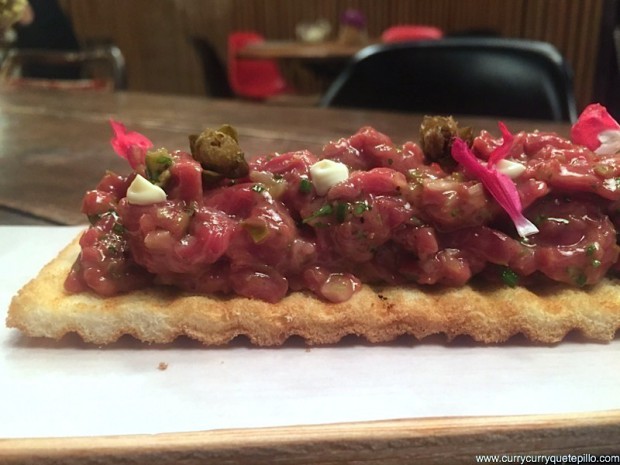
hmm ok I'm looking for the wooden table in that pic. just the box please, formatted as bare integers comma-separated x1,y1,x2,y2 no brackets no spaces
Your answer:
2,89,618,464
236,40,370,61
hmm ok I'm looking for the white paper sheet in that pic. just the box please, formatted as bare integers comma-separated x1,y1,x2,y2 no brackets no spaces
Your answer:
1,226,619,439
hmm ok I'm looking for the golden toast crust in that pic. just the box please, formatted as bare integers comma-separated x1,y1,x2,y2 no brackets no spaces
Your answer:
6,234,620,345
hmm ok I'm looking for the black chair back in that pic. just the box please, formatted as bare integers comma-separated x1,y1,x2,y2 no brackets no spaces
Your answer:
320,38,578,122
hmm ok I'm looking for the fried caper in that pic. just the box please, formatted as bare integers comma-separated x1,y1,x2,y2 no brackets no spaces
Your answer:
189,124,249,179
419,116,473,170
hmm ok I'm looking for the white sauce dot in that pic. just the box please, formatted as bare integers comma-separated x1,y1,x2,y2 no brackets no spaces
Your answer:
310,159,349,195
126,174,167,205
495,159,526,179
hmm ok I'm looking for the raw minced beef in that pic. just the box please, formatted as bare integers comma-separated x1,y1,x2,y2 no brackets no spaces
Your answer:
65,120,620,302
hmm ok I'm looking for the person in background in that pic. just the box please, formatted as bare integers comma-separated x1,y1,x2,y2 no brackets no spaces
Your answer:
0,0,28,30
12,0,81,79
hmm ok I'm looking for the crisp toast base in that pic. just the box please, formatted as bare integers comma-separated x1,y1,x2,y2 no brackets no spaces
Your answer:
6,234,620,345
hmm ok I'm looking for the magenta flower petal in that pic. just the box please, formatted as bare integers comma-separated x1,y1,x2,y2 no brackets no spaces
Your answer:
487,121,515,166
570,103,620,152
451,138,538,238
109,119,153,169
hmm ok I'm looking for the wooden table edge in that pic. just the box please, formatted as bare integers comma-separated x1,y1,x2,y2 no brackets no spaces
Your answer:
1,410,619,463
236,41,369,60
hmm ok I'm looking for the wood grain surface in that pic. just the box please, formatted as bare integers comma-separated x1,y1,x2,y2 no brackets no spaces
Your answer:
0,411,619,464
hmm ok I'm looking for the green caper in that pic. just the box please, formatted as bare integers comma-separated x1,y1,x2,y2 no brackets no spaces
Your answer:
189,125,248,179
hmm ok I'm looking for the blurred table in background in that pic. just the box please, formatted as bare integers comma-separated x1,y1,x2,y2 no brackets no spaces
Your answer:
57,0,615,111
237,39,373,86
237,40,367,61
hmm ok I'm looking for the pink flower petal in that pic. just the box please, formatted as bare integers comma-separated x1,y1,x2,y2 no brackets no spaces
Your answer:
451,138,538,238
109,119,153,169
570,103,620,152
487,121,515,166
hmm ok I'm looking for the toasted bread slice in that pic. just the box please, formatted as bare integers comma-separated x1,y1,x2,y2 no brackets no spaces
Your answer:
6,233,620,345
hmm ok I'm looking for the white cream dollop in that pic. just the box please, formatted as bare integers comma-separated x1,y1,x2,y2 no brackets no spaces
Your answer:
126,174,167,205
309,159,349,195
495,159,526,179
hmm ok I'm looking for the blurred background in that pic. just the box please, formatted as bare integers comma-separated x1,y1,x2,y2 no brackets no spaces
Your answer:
3,0,619,117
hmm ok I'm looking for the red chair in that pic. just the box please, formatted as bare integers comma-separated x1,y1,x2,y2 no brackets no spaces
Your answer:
381,25,444,43
227,31,291,100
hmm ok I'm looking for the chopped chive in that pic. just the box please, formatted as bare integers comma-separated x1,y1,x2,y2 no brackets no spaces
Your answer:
303,203,333,223
575,273,587,287
353,200,371,215
567,267,587,287
251,183,266,193
299,178,312,194
501,267,519,287
157,155,172,166
335,202,348,223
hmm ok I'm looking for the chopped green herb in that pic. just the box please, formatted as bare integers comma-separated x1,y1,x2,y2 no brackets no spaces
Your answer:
112,223,125,235
353,200,371,216
145,148,173,185
299,178,312,194
586,243,599,256
335,202,348,223
156,155,173,166
303,203,333,223
592,259,602,268
387,158,394,165
567,267,587,287
501,267,519,287
251,183,266,193
575,273,587,286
